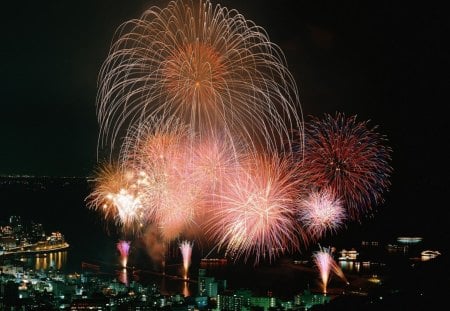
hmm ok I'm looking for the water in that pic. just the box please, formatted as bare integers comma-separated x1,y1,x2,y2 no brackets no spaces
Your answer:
1,177,441,300
20,251,68,271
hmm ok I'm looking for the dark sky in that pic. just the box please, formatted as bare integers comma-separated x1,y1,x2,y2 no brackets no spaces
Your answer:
1,1,448,241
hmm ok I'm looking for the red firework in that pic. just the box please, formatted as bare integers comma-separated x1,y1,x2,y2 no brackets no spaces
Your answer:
300,113,392,219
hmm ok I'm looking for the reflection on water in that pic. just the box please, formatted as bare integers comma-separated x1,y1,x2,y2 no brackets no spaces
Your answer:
339,260,386,276
182,281,190,297
17,251,67,271
36,251,67,270
118,268,129,286
339,260,361,273
112,266,194,297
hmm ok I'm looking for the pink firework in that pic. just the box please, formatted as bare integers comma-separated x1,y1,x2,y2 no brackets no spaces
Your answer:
187,134,245,231
179,240,194,279
312,246,347,294
191,134,244,200
206,154,306,264
297,189,346,241
117,240,131,268
301,113,392,219
121,121,205,241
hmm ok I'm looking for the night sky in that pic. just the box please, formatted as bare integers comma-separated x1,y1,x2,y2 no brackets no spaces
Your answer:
1,1,448,243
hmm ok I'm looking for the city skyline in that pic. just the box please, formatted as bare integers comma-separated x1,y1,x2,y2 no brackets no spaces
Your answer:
1,1,448,251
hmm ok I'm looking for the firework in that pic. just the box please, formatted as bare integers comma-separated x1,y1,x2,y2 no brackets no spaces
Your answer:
312,246,347,294
297,188,346,241
191,133,243,196
206,154,306,264
301,113,392,219
119,118,192,168
117,240,131,268
120,121,205,241
86,163,146,232
97,0,302,154
88,0,395,266
179,240,194,279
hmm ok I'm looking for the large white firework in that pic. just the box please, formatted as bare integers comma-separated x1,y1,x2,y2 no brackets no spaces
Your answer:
205,154,306,264
97,0,302,155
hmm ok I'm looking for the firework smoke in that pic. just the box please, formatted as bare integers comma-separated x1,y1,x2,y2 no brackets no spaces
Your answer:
142,226,166,271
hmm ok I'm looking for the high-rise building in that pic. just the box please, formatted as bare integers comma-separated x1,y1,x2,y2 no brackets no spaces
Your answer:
198,269,226,298
29,222,45,243
9,216,24,238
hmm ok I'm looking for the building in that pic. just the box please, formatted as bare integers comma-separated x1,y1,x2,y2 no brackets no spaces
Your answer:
198,268,226,298
338,249,359,261
250,296,277,311
294,290,330,310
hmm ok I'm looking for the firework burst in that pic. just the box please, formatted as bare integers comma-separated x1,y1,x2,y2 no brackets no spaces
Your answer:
86,163,146,232
206,154,306,264
297,188,346,241
191,133,243,195
97,0,302,154
120,121,205,241
301,113,392,219
87,0,394,266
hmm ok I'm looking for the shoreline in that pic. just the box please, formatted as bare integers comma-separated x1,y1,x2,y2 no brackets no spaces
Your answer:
0,242,69,257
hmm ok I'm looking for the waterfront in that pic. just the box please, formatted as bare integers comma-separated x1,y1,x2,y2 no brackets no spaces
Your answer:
0,176,447,309
0,240,69,258
1,231,443,301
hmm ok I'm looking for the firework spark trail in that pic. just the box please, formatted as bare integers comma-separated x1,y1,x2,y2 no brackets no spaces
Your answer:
301,113,392,219
297,188,346,241
179,240,194,279
312,246,347,294
313,249,332,294
206,154,307,264
97,0,303,155
117,240,131,268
